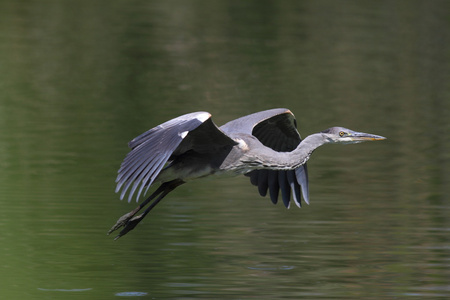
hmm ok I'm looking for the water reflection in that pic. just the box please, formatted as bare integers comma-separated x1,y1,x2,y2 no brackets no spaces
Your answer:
247,265,295,271
38,288,92,292
0,0,449,299
115,291,148,297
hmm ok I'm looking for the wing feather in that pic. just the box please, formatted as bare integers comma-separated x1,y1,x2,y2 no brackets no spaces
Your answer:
278,171,291,208
227,108,310,208
119,154,157,200
295,164,309,205
267,171,279,204
136,152,171,201
288,170,302,208
116,111,236,202
257,170,269,197
129,153,168,202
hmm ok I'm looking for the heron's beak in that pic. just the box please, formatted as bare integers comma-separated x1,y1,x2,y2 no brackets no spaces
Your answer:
350,131,386,142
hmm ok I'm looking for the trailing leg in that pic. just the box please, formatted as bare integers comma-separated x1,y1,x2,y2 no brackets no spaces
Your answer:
108,180,184,239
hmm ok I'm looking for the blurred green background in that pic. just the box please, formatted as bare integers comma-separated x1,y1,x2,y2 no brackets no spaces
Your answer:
0,0,449,299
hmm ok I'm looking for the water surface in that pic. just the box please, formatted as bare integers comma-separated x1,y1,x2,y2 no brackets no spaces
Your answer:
0,1,449,299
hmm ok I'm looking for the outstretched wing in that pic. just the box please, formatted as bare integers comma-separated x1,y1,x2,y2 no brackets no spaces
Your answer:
221,108,309,208
116,112,236,202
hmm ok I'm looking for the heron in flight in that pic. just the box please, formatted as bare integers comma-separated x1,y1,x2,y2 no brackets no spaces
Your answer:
108,108,385,239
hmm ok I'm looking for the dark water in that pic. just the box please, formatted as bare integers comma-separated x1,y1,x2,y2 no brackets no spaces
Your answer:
1,0,449,299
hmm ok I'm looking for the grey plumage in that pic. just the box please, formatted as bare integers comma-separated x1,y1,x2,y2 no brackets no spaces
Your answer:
109,108,385,239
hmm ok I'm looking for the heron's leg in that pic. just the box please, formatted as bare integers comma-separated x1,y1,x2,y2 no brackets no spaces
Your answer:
108,179,184,239
107,184,167,235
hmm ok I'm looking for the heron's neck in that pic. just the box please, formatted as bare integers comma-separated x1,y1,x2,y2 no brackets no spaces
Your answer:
290,133,328,167
250,133,328,170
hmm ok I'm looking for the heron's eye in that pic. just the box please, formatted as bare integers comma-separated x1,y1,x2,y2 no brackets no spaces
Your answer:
339,131,345,137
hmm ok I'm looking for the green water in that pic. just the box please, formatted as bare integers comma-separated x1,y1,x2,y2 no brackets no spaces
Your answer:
0,0,449,299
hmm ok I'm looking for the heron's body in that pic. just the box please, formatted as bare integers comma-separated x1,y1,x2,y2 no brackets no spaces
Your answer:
109,108,385,239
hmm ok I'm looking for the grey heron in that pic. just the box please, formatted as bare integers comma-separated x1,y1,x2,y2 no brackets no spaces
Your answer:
108,108,385,239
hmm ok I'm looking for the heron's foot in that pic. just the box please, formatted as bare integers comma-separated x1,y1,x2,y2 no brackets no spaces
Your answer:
107,211,135,236
112,214,145,240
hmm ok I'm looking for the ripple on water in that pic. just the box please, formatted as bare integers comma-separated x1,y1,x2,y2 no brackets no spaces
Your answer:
38,288,92,292
115,291,148,296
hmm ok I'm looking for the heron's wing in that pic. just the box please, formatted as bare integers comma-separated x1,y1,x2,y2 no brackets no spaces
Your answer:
116,112,236,202
224,108,309,208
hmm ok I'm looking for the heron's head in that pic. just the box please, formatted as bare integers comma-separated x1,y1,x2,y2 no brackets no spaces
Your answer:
321,127,386,144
